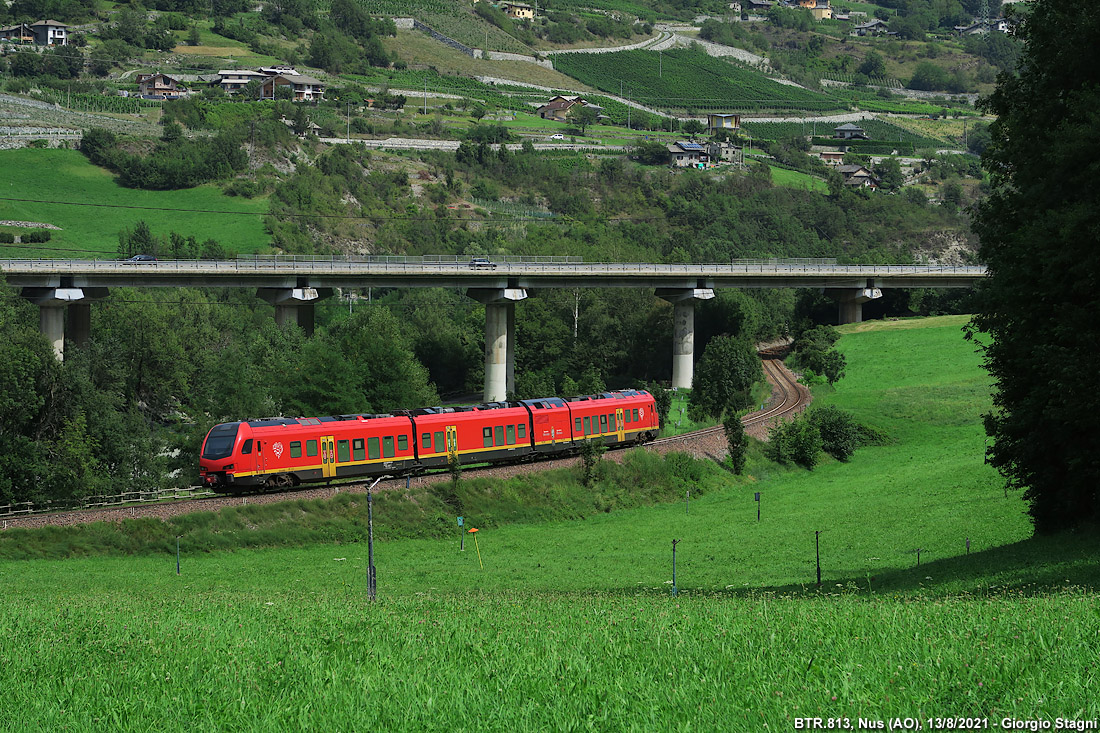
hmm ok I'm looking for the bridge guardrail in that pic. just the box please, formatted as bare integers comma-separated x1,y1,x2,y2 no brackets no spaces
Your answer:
0,258,988,276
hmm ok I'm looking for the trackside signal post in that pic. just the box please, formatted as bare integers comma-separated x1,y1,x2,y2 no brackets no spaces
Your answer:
458,516,464,551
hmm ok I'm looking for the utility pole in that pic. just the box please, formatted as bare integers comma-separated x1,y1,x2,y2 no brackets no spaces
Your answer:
423,78,427,115
347,101,350,142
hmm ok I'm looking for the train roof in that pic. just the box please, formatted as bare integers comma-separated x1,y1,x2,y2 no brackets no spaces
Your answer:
230,391,650,429
564,389,650,403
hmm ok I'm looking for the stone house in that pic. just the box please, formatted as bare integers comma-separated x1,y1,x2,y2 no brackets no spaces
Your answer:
667,141,708,167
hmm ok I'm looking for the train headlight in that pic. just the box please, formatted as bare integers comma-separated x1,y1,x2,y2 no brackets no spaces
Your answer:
222,463,234,470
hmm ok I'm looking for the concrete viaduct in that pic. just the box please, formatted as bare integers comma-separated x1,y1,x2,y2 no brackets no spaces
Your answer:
0,257,985,401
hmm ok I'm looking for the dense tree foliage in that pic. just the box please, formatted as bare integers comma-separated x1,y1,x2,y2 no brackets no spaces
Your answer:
80,128,247,190
969,0,1100,532
689,335,763,420
790,325,846,385
723,410,748,474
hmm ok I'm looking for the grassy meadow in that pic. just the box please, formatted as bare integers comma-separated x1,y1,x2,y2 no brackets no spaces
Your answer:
0,148,271,257
2,315,1098,728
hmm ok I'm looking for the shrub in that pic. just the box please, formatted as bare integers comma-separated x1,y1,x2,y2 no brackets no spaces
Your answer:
21,229,53,243
767,413,821,469
809,405,859,461
0,232,15,243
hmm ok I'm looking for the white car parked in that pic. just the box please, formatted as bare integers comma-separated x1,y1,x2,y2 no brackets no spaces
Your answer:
550,133,565,140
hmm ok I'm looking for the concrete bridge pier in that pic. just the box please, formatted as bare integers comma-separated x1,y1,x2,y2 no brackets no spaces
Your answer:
21,286,109,360
468,288,527,402
657,287,715,390
258,287,331,336
826,286,882,324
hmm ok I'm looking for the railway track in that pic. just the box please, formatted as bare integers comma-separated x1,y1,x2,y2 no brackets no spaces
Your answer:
649,355,811,447
1,357,811,531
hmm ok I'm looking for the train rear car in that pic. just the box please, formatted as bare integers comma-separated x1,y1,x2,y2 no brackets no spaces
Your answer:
565,390,658,448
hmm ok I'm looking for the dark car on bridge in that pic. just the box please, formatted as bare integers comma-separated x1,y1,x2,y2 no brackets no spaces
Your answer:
469,257,497,270
123,254,157,263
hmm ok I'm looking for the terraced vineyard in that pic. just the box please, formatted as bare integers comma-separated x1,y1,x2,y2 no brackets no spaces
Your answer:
344,69,554,113
553,49,845,113
355,0,532,53
743,117,946,148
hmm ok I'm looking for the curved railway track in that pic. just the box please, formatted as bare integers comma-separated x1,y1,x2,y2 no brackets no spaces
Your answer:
646,354,811,452
1,357,811,531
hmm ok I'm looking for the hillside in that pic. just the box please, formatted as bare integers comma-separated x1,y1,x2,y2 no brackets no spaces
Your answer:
4,317,1097,727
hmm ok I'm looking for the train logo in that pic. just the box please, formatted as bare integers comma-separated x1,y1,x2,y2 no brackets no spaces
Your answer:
272,442,284,458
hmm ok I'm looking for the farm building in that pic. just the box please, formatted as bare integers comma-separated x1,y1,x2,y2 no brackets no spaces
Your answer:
837,164,880,188
834,123,869,140
536,96,602,122
137,73,186,99
707,113,742,133
260,73,326,101
667,141,709,167
500,2,534,19
1,19,66,45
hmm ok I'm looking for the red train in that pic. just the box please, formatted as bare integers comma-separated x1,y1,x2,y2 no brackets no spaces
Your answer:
199,390,659,492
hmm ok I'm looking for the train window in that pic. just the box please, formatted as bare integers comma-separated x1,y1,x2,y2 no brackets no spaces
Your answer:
483,427,493,448
434,432,444,453
494,426,504,446
290,441,302,458
584,416,591,435
518,424,526,440
600,415,607,432
368,437,380,460
241,439,253,455
337,440,350,462
306,440,318,457
422,433,431,450
506,425,515,445
353,438,365,461
383,436,395,458
608,413,614,428
575,417,582,434
633,409,639,422
398,435,408,451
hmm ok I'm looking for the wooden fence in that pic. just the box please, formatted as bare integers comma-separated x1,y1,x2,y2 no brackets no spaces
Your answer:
0,486,216,517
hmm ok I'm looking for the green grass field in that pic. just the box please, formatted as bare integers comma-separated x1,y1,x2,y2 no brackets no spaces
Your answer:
3,315,1097,727
0,148,271,258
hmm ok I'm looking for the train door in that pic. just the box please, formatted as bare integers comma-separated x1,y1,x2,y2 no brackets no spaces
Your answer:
321,435,336,479
445,425,458,457
615,408,625,442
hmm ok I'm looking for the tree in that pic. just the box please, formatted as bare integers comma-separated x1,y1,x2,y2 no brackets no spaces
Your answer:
908,62,949,91
632,140,670,165
648,382,672,432
689,335,763,419
874,157,904,191
682,119,706,139
857,51,886,79
723,410,748,474
968,0,1100,532
567,104,599,135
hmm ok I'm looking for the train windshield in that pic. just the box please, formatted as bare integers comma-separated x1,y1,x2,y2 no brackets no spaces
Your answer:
202,422,240,460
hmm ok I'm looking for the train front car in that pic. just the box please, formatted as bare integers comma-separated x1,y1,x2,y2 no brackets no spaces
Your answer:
199,421,254,491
